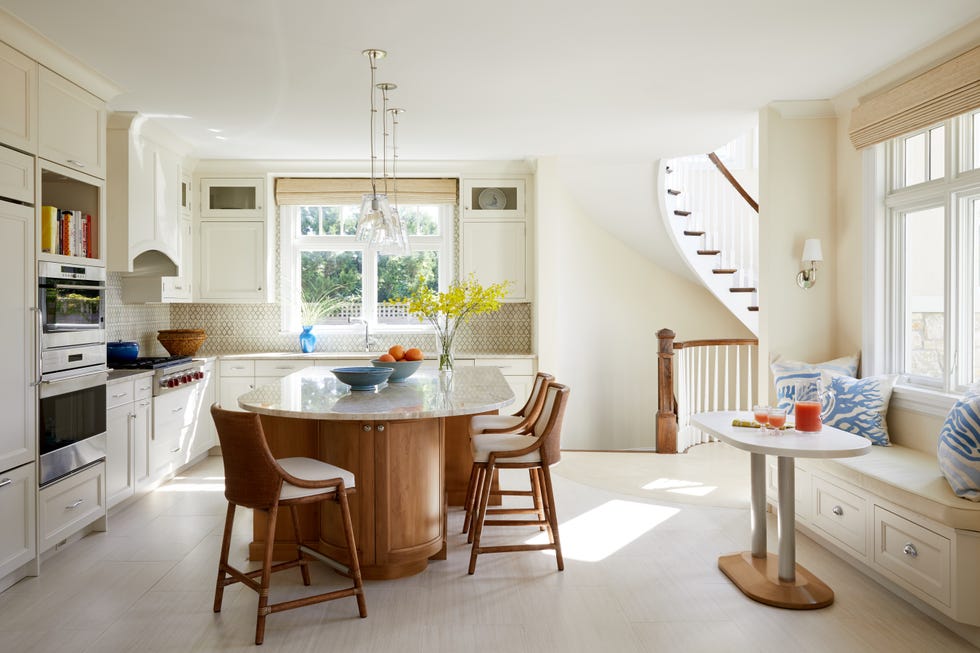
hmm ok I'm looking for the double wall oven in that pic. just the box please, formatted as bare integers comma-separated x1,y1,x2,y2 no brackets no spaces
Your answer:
37,261,108,487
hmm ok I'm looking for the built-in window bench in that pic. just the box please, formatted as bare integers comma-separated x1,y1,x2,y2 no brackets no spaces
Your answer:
766,434,980,646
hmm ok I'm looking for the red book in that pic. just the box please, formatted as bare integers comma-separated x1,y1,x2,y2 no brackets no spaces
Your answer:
60,210,72,256
84,214,93,258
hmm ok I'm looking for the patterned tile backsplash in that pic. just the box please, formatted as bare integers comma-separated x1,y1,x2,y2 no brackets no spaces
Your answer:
107,272,532,356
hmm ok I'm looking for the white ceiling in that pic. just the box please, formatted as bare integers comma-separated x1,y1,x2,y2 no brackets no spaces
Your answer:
3,0,979,162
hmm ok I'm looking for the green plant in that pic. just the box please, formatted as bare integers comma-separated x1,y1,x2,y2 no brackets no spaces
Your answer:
299,286,350,326
395,274,510,370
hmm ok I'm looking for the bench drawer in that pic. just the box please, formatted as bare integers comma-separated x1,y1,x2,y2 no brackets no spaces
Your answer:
812,476,867,557
874,506,950,605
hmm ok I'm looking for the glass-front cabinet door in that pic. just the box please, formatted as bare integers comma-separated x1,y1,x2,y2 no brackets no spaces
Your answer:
200,178,265,218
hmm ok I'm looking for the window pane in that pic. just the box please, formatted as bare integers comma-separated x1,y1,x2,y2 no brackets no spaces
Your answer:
300,251,363,321
974,200,980,384
929,126,944,180
904,207,945,380
398,205,440,236
299,206,320,235
904,132,926,186
376,252,439,323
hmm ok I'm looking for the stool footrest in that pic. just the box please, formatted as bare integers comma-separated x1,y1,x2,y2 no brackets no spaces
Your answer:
483,518,547,527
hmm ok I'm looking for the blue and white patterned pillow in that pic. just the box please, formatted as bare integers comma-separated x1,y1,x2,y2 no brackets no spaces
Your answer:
822,375,896,446
937,390,980,502
770,354,859,413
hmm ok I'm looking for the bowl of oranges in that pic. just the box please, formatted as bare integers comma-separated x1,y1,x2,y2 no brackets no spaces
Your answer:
372,345,424,382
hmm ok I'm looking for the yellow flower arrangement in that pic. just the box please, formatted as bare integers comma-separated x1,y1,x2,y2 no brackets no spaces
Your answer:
398,274,510,371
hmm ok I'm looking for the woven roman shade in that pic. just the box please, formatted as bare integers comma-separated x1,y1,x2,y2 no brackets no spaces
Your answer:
849,45,980,149
275,178,458,205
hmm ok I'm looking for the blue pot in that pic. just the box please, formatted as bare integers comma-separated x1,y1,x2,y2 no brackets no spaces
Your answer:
107,340,139,362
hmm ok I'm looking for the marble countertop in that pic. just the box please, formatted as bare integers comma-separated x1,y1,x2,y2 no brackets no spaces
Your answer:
238,366,515,420
217,352,534,361
107,369,154,383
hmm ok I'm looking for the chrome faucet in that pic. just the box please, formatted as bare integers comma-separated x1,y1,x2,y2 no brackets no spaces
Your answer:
348,317,369,352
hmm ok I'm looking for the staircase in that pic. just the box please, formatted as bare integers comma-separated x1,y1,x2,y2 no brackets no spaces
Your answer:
657,136,759,335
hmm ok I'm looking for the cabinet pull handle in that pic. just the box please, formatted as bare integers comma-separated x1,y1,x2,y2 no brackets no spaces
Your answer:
832,505,843,516
172,407,184,413
376,424,385,432
362,424,371,432
66,499,84,511
170,447,182,454
140,401,150,407
67,159,86,168
903,543,918,558
0,478,11,489
111,392,128,399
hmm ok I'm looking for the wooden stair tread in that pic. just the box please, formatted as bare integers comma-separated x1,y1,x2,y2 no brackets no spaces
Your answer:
697,250,721,256
683,230,705,237
730,287,756,293
674,209,691,217
712,269,736,274
667,189,681,196
748,306,759,312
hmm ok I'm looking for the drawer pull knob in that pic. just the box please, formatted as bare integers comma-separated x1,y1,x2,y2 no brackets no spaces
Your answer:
903,543,918,558
66,499,84,511
832,505,843,516
0,478,11,489
376,424,385,431
362,424,371,432
67,159,86,168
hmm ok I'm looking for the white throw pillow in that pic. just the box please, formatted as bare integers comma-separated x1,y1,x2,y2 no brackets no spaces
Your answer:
770,353,859,413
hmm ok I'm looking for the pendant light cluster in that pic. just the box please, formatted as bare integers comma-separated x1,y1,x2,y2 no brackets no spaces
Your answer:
357,48,409,253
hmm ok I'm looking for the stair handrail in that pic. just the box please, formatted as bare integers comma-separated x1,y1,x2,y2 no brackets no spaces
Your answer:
656,328,759,453
707,152,759,213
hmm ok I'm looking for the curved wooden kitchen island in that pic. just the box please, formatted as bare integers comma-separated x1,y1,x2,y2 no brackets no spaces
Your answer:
238,366,513,579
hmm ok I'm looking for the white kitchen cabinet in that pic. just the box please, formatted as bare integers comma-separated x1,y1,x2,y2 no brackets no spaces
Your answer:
152,385,199,479
462,179,525,219
38,67,106,178
38,462,106,552
474,358,535,416
107,112,182,275
218,377,253,412
39,161,105,264
160,217,193,302
0,144,34,204
105,402,134,508
0,198,35,472
0,462,36,589
133,394,152,492
180,172,192,216
461,221,527,300
186,360,217,462
197,220,267,302
200,178,264,218
0,41,37,153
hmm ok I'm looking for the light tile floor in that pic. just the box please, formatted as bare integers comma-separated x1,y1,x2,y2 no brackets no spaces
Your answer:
0,452,977,652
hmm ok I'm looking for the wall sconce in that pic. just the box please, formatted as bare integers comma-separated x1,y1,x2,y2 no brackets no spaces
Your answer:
796,238,823,289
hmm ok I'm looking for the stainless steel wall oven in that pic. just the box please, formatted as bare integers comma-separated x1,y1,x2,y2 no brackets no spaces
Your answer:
38,260,106,350
38,369,107,486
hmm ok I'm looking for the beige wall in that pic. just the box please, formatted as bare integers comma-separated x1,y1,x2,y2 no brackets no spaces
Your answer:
535,157,754,450
758,103,840,400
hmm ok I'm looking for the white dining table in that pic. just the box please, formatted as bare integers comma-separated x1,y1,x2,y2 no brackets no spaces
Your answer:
691,410,871,609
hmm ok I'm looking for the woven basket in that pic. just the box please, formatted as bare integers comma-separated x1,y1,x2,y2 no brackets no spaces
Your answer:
157,329,207,356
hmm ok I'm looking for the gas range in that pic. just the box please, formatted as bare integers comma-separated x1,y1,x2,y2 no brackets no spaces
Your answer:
110,356,206,396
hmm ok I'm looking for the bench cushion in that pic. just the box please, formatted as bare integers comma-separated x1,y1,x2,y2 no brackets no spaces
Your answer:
811,445,980,532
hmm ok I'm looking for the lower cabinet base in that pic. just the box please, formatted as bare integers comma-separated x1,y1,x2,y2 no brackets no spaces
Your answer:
0,557,37,594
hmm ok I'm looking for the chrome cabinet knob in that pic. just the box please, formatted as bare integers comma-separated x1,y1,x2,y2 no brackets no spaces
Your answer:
903,543,918,558
832,505,843,516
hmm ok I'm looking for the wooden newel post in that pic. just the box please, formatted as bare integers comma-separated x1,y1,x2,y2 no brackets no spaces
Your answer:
656,328,678,454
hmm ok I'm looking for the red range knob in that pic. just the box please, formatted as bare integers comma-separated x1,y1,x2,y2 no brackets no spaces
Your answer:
182,374,190,383
195,371,204,380
167,379,176,387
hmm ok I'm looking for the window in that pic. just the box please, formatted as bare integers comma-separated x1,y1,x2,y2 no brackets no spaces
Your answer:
876,109,980,394
280,202,453,331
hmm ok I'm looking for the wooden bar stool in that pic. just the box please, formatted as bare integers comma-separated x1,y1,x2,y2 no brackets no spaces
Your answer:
210,405,367,645
462,371,553,536
467,383,570,574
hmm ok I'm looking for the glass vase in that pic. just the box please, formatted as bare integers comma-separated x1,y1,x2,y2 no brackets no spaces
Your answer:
299,326,316,353
436,332,454,373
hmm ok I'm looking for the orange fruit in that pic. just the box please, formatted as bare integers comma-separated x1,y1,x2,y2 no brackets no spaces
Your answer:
378,353,396,362
388,345,405,361
404,347,423,361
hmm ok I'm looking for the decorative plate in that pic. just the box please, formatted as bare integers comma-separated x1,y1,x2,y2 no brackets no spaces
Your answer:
477,187,507,210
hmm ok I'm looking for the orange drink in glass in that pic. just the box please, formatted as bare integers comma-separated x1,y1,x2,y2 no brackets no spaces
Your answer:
768,407,787,430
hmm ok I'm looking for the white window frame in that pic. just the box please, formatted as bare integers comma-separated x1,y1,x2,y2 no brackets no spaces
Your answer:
865,110,980,415
279,204,453,334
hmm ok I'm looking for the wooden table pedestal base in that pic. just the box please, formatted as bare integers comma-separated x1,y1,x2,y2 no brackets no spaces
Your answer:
718,551,834,609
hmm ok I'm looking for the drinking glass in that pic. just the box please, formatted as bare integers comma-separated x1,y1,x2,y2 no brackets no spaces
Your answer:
793,379,824,432
768,407,787,432
753,404,770,432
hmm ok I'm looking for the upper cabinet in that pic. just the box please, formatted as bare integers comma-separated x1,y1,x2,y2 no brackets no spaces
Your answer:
39,161,105,264
107,112,183,275
462,179,525,219
0,41,37,154
460,177,532,301
200,178,264,218
38,67,106,179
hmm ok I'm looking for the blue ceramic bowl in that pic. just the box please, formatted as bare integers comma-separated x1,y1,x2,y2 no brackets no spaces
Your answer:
107,340,139,363
371,359,423,382
331,366,394,390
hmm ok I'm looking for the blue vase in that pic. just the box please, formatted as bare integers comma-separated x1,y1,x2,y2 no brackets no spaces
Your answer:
299,326,316,353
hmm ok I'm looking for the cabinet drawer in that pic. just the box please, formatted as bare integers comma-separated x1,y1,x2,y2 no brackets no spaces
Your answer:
134,376,153,401
106,379,135,409
254,359,313,377
0,145,34,204
39,462,105,552
812,476,867,556
0,462,36,579
874,506,950,605
477,358,534,376
219,359,255,377
765,459,811,521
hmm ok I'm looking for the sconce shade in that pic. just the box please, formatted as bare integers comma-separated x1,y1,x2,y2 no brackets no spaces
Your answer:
801,238,823,263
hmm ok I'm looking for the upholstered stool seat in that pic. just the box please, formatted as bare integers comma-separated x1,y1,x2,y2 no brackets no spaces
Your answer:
471,433,541,464
470,414,525,433
210,405,367,645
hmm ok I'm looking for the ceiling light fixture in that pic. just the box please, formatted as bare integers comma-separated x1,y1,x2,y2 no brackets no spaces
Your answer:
357,49,408,253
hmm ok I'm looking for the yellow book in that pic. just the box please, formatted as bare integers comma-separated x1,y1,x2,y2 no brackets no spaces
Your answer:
41,206,58,253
